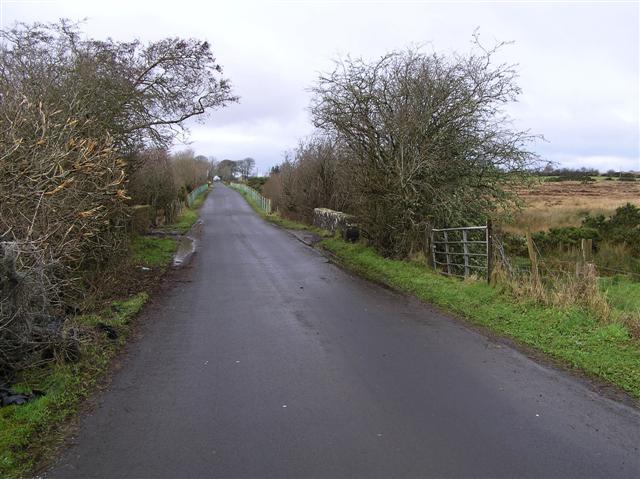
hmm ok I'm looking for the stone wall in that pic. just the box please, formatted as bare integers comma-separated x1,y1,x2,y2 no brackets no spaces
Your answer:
313,208,359,242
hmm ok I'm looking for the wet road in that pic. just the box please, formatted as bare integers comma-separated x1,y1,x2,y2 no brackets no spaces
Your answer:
47,184,640,478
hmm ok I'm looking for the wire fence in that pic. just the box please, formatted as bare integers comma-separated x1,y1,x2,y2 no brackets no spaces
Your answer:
187,183,210,208
429,221,640,284
229,183,272,214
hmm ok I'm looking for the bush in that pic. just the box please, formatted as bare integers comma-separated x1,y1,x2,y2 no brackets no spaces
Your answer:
545,175,594,183
583,203,640,255
0,99,128,379
501,232,529,257
0,20,235,378
502,204,640,278
263,138,352,223
128,150,179,226
309,42,538,257
172,150,210,193
246,177,268,192
532,226,600,252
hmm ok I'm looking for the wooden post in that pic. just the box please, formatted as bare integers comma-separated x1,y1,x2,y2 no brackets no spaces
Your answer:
462,229,470,277
486,220,493,284
426,227,434,268
581,238,593,263
443,231,452,276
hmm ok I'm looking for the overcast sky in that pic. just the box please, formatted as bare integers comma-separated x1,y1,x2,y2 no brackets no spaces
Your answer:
2,0,638,174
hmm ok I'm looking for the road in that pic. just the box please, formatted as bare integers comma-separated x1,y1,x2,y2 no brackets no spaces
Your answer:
46,184,640,478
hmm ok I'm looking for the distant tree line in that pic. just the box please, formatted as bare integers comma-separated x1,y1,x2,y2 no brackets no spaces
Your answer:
539,165,637,181
213,157,256,181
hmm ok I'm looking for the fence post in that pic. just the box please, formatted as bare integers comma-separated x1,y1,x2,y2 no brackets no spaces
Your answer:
486,220,493,284
581,238,593,263
443,231,452,276
426,226,434,268
462,230,470,277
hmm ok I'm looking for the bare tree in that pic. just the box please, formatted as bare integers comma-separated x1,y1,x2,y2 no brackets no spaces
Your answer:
0,20,239,156
171,149,210,192
263,138,352,222
0,20,237,377
215,159,238,181
310,37,539,256
237,157,256,179
128,149,179,222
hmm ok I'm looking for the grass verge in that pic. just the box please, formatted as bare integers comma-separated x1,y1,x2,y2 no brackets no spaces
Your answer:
0,188,211,478
231,190,640,400
320,238,640,399
0,293,148,479
167,187,211,233
231,185,328,235
131,236,177,266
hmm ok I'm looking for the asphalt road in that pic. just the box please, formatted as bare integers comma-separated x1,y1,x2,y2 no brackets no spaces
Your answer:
46,184,640,479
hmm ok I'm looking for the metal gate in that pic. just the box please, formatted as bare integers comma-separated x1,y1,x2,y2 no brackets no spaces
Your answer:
430,224,493,282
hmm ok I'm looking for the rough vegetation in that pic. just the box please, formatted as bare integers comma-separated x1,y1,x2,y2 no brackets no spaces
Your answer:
128,148,211,225
503,204,640,277
266,38,538,257
507,177,640,233
0,20,234,383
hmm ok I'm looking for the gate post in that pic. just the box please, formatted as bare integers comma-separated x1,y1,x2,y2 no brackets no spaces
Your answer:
443,231,452,276
426,226,434,268
462,230,470,277
486,220,493,284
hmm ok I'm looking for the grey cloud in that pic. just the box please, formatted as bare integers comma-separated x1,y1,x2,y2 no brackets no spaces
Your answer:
2,0,638,174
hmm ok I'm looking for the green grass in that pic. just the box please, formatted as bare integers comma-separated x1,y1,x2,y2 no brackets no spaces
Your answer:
170,208,198,233
232,187,330,236
190,189,208,209
601,276,640,314
1,185,212,478
160,187,210,234
0,293,149,479
131,235,177,266
320,238,640,399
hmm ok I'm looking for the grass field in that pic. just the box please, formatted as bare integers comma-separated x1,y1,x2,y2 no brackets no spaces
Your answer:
507,179,640,233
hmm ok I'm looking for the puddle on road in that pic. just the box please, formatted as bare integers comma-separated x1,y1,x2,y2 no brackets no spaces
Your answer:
172,220,203,268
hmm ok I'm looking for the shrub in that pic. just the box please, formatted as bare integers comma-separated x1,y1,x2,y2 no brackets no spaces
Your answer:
0,99,128,379
583,203,640,255
246,177,268,192
309,41,539,256
263,138,352,223
532,226,600,252
172,150,210,193
0,20,235,378
128,149,179,226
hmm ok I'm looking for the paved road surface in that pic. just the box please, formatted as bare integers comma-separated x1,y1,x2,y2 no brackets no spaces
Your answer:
46,184,640,478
